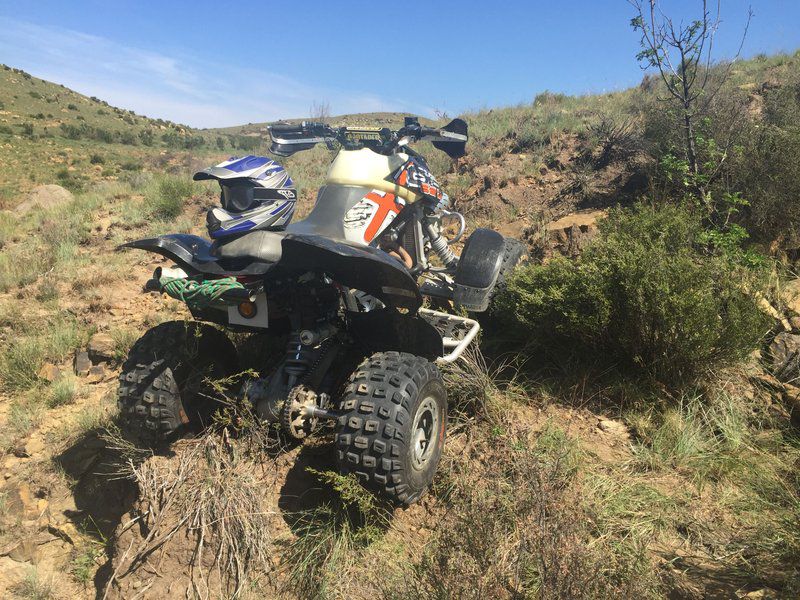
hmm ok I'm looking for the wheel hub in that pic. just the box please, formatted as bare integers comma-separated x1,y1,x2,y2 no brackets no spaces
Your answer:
410,396,440,471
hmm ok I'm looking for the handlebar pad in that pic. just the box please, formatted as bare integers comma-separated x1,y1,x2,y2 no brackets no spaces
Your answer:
268,123,304,134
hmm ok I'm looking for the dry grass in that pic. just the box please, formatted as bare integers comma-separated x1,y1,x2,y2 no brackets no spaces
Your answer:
106,433,278,598
389,423,661,599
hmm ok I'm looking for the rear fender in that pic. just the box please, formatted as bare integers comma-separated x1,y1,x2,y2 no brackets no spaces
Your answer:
279,233,422,311
348,309,442,361
118,234,271,276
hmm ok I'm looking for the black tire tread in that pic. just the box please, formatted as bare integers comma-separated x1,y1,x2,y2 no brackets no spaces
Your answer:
335,351,445,505
117,321,237,446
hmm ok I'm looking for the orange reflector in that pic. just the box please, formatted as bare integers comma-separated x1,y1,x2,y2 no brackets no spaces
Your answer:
237,301,257,319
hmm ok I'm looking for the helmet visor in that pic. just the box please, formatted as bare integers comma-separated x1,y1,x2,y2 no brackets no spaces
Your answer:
220,182,257,212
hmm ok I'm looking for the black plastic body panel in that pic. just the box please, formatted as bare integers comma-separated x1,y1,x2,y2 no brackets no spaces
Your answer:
453,228,506,312
278,233,422,310
119,231,422,310
118,234,275,276
349,308,442,361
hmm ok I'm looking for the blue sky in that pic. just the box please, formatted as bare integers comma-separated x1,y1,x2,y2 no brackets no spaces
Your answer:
0,1,797,128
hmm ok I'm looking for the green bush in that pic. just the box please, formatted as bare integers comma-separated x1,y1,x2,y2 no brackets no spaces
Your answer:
731,81,800,245
145,175,198,220
496,203,770,385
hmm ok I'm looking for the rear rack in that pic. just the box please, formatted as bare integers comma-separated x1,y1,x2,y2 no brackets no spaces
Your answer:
418,308,480,364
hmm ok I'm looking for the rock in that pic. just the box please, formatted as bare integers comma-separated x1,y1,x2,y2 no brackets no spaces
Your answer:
598,419,627,434
750,371,785,392
47,522,80,545
8,484,44,520
86,364,106,383
87,332,116,363
545,210,606,257
36,363,61,382
15,184,73,216
24,436,45,457
784,385,800,429
768,332,800,380
546,210,606,234
6,539,40,564
74,351,91,376
780,279,800,317
791,316,800,332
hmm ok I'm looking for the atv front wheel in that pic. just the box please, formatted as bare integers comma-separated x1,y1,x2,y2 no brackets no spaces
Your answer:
335,351,447,505
117,321,239,446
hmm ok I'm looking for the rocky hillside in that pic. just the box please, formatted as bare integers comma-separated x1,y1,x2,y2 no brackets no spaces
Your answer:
0,65,272,202
0,50,798,599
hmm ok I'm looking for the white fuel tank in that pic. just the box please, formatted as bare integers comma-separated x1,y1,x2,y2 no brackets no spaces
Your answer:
326,148,421,203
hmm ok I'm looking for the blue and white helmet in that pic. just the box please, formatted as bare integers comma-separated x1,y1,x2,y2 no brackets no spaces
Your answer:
193,155,296,239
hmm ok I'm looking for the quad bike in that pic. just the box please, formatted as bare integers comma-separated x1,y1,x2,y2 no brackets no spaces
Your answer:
117,117,525,505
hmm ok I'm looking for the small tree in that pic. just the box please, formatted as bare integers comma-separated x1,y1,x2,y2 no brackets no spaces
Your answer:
310,100,331,123
629,0,751,178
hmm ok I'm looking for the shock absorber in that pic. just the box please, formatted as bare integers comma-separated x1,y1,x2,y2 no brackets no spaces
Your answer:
424,221,459,270
284,332,312,389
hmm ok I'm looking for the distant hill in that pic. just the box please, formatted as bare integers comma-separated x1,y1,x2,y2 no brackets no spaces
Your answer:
205,112,435,136
0,65,268,201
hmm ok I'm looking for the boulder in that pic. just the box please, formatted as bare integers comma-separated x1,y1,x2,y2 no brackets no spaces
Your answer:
36,363,61,383
73,351,91,377
598,418,628,435
780,279,800,317
768,332,800,380
545,210,606,257
87,332,115,363
86,364,106,383
15,184,73,216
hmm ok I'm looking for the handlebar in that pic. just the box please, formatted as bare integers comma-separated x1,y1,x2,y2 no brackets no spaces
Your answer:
267,118,467,158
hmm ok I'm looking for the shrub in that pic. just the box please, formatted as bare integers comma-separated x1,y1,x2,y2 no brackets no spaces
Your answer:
496,203,770,385
89,153,105,164
144,175,198,220
731,81,800,245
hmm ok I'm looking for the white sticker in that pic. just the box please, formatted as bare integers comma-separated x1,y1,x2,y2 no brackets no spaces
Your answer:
227,292,269,328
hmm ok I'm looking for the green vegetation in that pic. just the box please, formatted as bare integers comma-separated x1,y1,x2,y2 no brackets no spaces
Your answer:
11,568,55,600
0,314,86,391
282,469,390,598
46,375,79,408
143,173,199,219
497,203,770,384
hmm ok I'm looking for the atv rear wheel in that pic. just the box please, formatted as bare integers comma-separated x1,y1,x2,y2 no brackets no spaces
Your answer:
117,321,238,446
335,351,446,505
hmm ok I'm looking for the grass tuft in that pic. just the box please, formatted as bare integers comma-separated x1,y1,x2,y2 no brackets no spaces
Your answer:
144,174,198,219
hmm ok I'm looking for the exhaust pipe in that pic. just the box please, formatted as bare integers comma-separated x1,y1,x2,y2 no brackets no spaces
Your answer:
145,266,188,292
